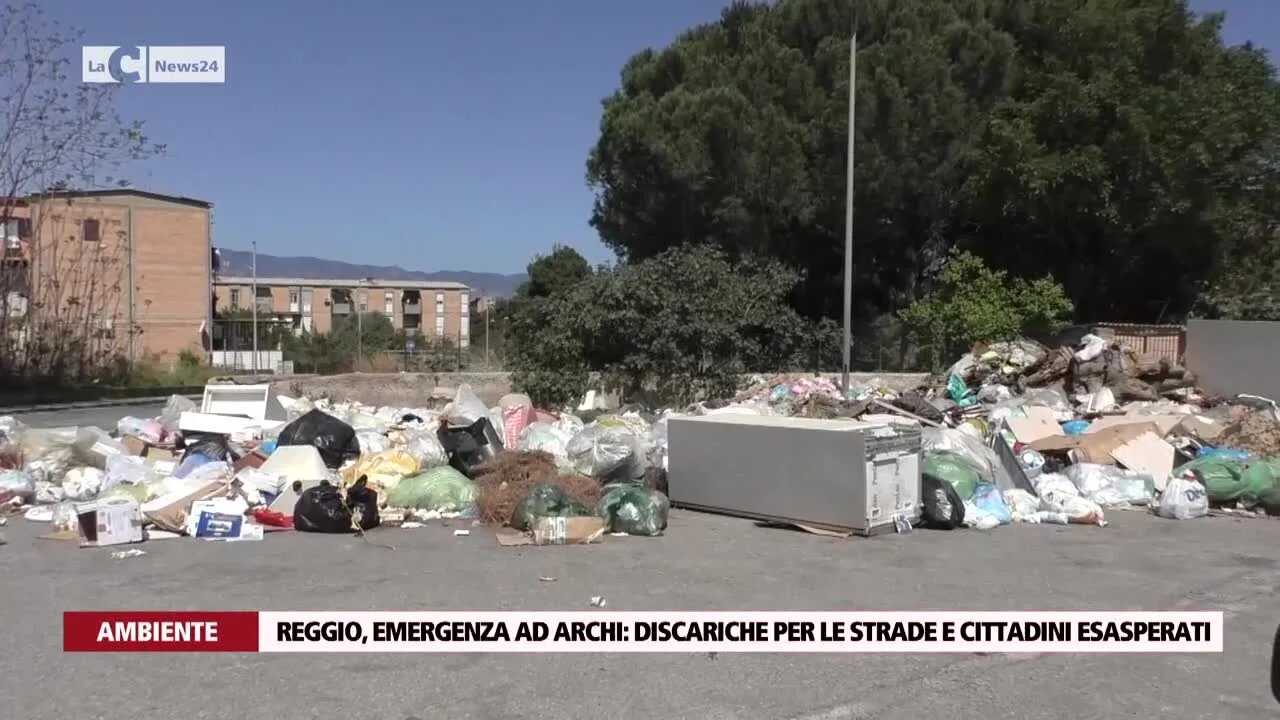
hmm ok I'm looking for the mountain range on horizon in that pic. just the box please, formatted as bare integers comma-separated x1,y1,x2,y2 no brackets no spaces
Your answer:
215,249,526,298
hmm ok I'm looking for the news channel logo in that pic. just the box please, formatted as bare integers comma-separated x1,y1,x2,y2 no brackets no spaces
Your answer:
82,46,225,84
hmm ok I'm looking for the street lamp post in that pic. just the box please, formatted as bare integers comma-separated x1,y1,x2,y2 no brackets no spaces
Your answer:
841,34,857,396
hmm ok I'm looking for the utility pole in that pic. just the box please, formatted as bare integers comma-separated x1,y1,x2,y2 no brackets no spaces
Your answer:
841,33,857,396
251,240,258,375
484,304,490,366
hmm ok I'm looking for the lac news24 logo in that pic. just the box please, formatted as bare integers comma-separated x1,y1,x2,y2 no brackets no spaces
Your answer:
82,46,225,84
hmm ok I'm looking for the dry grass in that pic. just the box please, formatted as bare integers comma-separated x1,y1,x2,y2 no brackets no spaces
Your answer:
472,450,602,526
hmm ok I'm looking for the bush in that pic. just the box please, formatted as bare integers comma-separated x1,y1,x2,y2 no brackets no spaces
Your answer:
900,249,1073,370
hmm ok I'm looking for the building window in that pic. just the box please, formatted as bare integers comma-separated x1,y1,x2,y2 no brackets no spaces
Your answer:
289,287,300,306
384,291,394,315
435,315,444,336
229,289,240,311
459,335,469,348
93,317,114,339
82,219,100,243
461,292,469,315
435,292,445,314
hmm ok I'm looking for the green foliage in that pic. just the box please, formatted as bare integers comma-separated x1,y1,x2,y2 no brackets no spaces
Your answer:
521,245,593,299
509,245,809,407
587,0,1280,328
900,250,1073,370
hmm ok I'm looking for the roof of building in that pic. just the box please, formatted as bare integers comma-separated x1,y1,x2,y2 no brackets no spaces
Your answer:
215,276,470,290
28,188,212,209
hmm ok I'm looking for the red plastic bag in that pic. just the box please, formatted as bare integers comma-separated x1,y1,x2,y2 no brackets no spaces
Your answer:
502,405,537,448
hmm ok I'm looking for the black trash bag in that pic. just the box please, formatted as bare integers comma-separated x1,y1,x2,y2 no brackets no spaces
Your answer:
178,432,235,463
278,409,360,469
510,484,592,532
345,477,381,531
437,417,503,478
920,474,965,530
292,479,380,533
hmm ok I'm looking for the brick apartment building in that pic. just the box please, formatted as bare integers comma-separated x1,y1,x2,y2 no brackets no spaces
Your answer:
212,277,473,346
1,189,213,367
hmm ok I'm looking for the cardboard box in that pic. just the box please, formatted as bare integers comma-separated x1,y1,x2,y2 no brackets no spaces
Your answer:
1005,407,1063,444
1030,423,1158,465
75,497,145,547
496,516,606,547
121,435,181,463
141,480,229,534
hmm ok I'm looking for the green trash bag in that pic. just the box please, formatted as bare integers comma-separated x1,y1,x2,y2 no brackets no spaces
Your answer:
595,483,669,536
1174,457,1280,507
384,465,478,513
511,484,593,531
947,375,976,408
923,451,984,501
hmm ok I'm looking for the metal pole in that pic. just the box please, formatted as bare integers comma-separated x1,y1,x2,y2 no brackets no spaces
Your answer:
126,207,135,366
251,240,258,375
356,288,363,372
841,33,856,396
485,305,490,366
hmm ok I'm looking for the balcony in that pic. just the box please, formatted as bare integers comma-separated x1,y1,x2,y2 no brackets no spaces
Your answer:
403,302,421,314
331,302,351,314
254,298,273,313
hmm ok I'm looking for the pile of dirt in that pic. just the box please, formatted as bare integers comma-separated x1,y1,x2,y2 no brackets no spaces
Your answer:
1217,410,1280,458
471,450,602,526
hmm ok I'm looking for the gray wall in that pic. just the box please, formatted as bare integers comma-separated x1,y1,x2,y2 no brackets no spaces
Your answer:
1185,320,1280,400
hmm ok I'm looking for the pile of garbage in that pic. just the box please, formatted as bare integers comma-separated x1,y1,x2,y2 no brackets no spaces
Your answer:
907,335,1280,529
0,383,673,549
724,336,1280,531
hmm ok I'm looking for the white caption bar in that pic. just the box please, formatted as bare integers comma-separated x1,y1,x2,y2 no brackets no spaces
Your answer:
257,611,1224,654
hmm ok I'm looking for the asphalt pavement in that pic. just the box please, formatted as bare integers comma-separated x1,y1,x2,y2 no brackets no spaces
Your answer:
2,506,1277,719
4,402,1279,718
8,402,167,430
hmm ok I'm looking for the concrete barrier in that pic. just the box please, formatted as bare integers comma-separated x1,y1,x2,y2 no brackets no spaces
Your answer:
1185,319,1280,400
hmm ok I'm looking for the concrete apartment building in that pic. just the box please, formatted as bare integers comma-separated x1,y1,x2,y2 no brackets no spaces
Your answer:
1,189,213,366
212,277,473,346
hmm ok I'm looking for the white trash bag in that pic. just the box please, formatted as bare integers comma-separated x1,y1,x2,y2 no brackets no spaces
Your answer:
1156,476,1208,520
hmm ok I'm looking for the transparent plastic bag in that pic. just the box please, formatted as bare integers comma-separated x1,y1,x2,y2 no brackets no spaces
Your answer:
402,430,448,469
447,384,489,426
515,422,573,463
1002,488,1040,520
921,428,1009,489
1064,463,1153,508
104,455,154,491
0,469,34,503
555,413,585,437
566,424,637,478
62,466,105,501
1035,473,1106,525
384,465,477,513
158,394,197,432
969,483,1012,525
1157,476,1208,520
19,427,79,481
356,431,390,455
595,484,669,536
511,484,593,531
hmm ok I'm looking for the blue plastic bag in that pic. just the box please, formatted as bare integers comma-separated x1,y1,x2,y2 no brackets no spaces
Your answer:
1062,420,1090,436
1196,445,1251,461
970,483,1012,525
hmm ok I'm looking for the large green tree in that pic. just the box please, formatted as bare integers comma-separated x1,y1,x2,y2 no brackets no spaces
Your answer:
587,0,1280,324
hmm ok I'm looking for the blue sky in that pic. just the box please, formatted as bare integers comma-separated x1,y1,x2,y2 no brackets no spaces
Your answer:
38,0,1278,274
